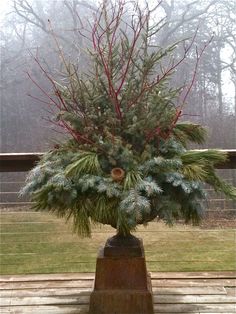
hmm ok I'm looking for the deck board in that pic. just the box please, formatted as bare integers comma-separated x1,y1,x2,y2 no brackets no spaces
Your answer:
0,272,235,313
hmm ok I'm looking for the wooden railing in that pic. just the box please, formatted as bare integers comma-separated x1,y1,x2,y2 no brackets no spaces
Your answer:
0,150,236,172
0,151,235,275
0,153,42,172
0,150,235,208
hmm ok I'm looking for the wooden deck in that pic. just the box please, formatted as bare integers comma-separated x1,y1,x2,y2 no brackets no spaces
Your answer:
0,272,235,313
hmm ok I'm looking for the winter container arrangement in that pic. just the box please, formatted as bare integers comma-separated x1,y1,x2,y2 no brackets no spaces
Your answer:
22,1,236,313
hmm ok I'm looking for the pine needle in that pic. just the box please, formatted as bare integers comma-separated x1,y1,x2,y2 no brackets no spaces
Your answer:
65,152,101,177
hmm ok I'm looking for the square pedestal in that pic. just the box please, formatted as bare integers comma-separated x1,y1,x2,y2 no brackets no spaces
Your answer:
89,240,154,314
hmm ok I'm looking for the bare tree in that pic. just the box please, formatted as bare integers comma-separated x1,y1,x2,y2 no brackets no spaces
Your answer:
1,0,235,153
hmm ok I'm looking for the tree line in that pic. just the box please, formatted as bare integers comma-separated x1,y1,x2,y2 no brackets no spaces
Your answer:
1,0,235,153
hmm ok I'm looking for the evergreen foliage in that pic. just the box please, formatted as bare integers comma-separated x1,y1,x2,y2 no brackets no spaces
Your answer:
22,1,236,236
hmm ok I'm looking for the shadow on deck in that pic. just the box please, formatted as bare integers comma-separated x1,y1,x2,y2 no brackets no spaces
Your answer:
0,272,235,313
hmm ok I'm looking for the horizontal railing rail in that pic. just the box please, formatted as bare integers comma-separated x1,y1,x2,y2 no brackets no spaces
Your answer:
0,151,235,275
0,153,42,172
0,150,236,172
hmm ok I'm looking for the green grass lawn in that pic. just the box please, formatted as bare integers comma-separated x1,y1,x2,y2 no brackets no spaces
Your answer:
0,211,235,274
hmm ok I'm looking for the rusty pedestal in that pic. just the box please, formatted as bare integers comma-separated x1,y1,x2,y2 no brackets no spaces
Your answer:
89,234,154,314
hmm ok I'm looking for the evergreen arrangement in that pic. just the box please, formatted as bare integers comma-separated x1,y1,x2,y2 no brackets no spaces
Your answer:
22,1,236,236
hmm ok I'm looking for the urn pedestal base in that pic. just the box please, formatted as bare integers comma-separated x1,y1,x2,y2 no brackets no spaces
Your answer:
89,235,154,314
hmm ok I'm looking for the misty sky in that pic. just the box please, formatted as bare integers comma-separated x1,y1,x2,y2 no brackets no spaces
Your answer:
0,0,235,106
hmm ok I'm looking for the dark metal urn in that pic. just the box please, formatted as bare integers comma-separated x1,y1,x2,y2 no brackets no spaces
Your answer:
89,232,154,314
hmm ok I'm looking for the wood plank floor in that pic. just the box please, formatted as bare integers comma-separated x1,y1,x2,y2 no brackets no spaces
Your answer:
0,272,235,313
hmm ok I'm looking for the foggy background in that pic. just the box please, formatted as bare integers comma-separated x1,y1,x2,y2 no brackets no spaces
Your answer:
1,0,235,153
0,0,235,198
0,2,235,281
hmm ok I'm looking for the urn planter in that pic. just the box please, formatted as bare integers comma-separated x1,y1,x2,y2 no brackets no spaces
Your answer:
21,2,236,313
89,233,154,314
